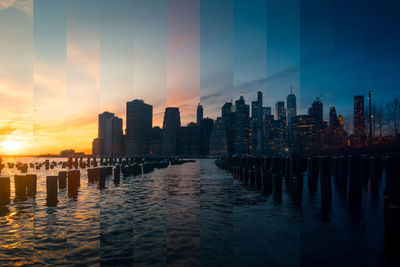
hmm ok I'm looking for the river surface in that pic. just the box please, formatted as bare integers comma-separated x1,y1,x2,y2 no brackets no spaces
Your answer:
0,157,389,266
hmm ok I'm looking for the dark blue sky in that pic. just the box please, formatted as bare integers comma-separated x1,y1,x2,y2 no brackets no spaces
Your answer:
201,0,400,122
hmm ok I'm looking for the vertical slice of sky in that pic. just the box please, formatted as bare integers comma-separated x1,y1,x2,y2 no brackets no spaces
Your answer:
200,0,233,119
132,0,167,127
0,0,33,154
167,0,200,126
332,0,366,125
33,0,67,154
300,0,334,121
66,0,100,153
99,0,135,126
266,0,300,112
233,0,267,105
365,0,400,105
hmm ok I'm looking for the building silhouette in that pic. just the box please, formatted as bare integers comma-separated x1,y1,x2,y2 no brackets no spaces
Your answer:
197,103,203,125
354,95,366,137
308,98,323,127
105,115,123,156
233,94,250,154
161,107,181,155
98,111,114,156
125,99,153,155
209,117,228,155
222,102,234,154
287,84,297,124
199,118,214,155
329,107,339,129
262,107,272,116
275,101,286,121
179,122,200,155
92,138,101,156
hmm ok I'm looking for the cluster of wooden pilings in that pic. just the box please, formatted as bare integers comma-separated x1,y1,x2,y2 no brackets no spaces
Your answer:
216,154,400,254
0,156,184,209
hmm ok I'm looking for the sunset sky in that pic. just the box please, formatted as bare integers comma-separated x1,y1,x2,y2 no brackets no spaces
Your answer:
0,0,399,155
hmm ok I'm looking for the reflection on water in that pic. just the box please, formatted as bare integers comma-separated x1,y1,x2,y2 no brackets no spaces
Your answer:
0,157,389,266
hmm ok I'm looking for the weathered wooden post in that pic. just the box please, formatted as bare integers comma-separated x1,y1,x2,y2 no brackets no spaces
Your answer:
14,175,27,200
67,170,80,199
114,165,120,184
0,177,10,205
308,157,319,193
383,155,400,263
26,174,37,197
348,155,362,205
46,176,58,206
58,171,67,189
271,157,282,202
319,156,332,210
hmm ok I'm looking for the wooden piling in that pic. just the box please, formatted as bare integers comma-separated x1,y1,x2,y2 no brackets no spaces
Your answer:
46,176,58,206
0,177,10,205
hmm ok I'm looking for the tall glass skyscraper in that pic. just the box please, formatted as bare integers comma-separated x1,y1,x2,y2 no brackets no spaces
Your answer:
161,107,181,155
286,84,297,124
126,99,153,155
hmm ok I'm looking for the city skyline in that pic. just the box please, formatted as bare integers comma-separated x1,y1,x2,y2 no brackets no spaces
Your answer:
1,0,400,155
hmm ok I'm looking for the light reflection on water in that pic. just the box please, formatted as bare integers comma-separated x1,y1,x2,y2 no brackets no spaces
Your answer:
0,157,388,266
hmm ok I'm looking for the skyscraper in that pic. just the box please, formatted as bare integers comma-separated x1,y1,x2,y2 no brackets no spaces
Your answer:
199,118,214,155
275,101,286,121
222,102,234,154
354,95,365,137
161,107,181,155
287,83,297,124
309,98,323,126
105,115,123,156
197,103,203,125
125,99,153,155
209,117,228,155
179,122,200,155
329,107,339,128
98,111,114,156
233,94,250,154
262,107,272,116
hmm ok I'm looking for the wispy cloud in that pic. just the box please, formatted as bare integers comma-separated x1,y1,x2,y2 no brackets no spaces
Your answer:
0,0,32,16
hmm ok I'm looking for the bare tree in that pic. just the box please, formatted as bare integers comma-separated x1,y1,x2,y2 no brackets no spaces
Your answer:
386,96,400,136
366,103,385,137
375,105,384,137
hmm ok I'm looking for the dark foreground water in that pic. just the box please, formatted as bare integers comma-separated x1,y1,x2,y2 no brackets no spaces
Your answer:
0,158,388,266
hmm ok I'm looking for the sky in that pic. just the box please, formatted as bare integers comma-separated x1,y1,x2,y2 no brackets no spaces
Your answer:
0,0,399,155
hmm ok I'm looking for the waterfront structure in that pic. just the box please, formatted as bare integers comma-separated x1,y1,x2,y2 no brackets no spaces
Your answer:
161,107,181,155
125,99,153,155
354,95,366,138
287,84,297,124
103,115,123,156
197,103,203,125
209,117,228,155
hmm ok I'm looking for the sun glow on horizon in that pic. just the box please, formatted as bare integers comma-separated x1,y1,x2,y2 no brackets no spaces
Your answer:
1,140,23,153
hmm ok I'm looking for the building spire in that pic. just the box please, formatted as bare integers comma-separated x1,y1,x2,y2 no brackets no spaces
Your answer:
290,80,293,95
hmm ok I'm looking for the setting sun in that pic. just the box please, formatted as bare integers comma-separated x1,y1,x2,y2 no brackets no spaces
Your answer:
1,140,22,152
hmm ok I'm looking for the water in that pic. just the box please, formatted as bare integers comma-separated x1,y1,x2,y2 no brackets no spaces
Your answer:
0,158,388,266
